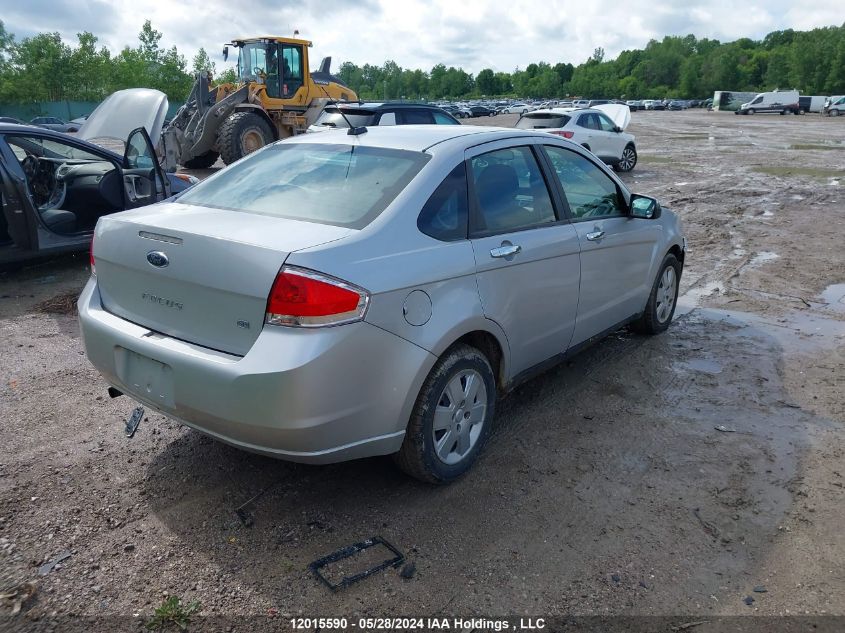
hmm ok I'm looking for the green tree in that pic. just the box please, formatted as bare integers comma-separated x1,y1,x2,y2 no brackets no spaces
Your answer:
192,47,215,76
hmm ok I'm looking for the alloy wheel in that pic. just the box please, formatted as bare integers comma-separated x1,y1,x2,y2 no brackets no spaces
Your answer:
656,266,677,323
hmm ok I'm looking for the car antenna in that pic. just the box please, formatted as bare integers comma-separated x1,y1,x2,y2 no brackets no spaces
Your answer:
318,84,366,136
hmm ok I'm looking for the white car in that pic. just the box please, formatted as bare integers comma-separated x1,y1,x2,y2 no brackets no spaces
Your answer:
572,100,590,109
501,103,531,114
515,105,637,172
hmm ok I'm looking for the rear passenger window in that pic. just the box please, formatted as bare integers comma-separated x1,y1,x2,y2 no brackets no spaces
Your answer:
417,164,468,241
543,145,625,219
469,146,556,235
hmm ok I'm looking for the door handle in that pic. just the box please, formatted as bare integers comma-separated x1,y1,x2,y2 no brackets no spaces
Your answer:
490,244,522,258
586,230,605,241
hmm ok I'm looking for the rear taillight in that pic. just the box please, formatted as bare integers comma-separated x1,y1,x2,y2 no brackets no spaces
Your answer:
265,266,369,327
550,130,574,139
89,236,96,276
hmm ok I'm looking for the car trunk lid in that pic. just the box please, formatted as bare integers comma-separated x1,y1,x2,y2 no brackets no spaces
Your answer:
94,202,356,356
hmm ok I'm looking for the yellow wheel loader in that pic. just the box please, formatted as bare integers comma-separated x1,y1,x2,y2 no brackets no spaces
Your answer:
161,36,357,170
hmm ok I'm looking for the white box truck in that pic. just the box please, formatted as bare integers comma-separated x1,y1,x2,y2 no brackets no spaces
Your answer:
735,89,800,115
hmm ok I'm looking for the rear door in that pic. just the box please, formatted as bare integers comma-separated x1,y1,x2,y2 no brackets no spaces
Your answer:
122,127,170,208
541,144,661,346
467,141,581,377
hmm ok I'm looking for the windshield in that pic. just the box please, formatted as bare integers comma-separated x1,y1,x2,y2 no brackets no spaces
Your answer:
176,143,430,229
313,109,377,129
238,42,268,79
516,113,571,129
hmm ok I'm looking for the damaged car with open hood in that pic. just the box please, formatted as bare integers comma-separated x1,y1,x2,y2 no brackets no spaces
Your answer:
515,104,637,172
0,88,196,265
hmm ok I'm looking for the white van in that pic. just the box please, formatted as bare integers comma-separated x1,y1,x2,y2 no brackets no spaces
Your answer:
736,89,800,115
798,95,828,114
824,96,845,116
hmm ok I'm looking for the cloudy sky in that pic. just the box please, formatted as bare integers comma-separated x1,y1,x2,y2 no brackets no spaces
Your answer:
2,0,842,74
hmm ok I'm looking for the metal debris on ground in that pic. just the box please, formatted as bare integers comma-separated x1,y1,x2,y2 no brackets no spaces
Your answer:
234,481,281,527
38,550,72,575
671,621,709,632
714,425,735,433
753,585,768,593
744,595,755,605
400,562,416,579
309,537,405,592
125,406,144,438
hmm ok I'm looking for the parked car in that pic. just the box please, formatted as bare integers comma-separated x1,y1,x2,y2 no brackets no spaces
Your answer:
587,99,610,108
501,103,531,114
79,125,685,483
572,100,590,108
667,100,686,111
735,89,800,115
308,102,460,132
625,100,642,111
467,105,497,117
30,116,81,133
0,116,25,125
824,95,845,116
1,92,197,264
515,105,638,172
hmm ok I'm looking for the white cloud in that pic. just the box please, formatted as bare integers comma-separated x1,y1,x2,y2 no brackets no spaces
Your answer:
2,0,843,75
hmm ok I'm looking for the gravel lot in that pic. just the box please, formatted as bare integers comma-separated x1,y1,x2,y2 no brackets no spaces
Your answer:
1,110,844,631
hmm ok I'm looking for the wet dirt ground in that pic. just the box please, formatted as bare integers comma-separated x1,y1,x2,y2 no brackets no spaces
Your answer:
1,110,844,631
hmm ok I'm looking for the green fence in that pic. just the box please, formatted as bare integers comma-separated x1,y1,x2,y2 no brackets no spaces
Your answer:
0,100,184,122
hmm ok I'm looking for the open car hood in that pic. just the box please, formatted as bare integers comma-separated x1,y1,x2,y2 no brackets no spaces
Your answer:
78,88,169,147
594,104,631,130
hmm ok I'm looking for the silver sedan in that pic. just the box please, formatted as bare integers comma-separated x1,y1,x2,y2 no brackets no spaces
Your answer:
79,125,686,483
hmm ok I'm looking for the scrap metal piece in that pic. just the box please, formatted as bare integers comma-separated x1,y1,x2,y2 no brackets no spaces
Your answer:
309,537,404,592
38,550,72,576
125,406,144,438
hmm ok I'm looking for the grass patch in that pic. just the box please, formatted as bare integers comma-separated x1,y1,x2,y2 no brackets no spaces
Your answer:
789,143,845,151
638,155,674,164
146,596,201,631
753,166,843,179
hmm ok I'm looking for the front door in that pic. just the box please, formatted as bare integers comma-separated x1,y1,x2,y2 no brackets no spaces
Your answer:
541,144,661,346
0,163,35,250
467,142,581,377
123,127,169,208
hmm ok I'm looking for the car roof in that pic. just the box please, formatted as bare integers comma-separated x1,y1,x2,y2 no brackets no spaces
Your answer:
285,125,555,153
522,107,598,115
328,102,446,111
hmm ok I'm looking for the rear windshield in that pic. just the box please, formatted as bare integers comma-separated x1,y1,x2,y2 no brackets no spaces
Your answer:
312,108,377,129
516,113,571,129
176,143,429,229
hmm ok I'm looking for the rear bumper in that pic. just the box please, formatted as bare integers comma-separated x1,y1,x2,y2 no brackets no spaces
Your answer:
78,278,436,463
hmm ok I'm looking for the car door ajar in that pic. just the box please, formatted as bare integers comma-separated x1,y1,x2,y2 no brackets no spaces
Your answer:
542,145,661,346
467,143,581,377
122,127,170,208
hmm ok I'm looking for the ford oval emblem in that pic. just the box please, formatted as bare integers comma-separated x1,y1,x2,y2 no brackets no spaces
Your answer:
146,251,169,268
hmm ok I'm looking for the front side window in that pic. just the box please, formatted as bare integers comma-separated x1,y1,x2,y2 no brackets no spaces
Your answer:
469,145,556,235
177,143,429,229
597,114,617,132
417,164,468,241
400,110,435,124
543,145,625,220
432,112,460,125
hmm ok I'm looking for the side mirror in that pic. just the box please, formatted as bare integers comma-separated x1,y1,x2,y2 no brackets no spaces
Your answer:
614,126,622,133
630,194,661,219
223,45,229,62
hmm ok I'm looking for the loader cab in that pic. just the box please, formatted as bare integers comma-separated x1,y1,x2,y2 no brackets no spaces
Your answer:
235,38,308,104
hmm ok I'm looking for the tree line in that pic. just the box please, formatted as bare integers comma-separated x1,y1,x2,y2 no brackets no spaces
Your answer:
1,20,843,106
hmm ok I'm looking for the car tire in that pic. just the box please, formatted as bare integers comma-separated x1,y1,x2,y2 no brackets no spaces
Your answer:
631,254,681,335
748,109,755,115
182,150,220,169
832,109,841,117
218,111,275,165
394,344,496,484
615,144,637,172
